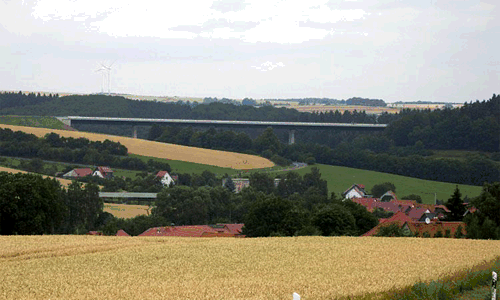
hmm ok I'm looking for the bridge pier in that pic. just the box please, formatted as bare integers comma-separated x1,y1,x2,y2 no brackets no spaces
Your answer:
133,126,137,138
288,130,295,145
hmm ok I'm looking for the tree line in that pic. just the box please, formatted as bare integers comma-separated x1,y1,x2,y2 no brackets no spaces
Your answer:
0,173,103,235
386,94,499,152
0,129,171,172
149,125,499,186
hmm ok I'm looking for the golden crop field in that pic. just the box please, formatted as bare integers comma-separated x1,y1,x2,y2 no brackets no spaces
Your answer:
104,203,150,218
1,236,500,300
0,166,74,186
0,124,274,170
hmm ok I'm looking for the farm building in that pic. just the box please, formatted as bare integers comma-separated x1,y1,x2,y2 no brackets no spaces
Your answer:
156,171,175,187
139,224,245,237
93,166,114,179
62,168,93,178
116,229,130,236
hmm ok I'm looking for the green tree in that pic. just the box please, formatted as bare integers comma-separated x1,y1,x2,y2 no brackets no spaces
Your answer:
375,223,410,237
312,204,356,236
342,200,379,236
445,186,466,221
0,172,66,235
371,182,396,198
401,194,423,204
254,127,282,155
249,172,275,195
242,194,298,237
224,177,236,193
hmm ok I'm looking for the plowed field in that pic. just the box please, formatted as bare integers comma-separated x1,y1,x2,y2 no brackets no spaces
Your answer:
0,124,274,169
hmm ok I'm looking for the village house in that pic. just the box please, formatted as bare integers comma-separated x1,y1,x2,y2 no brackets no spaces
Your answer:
362,211,466,238
343,184,368,199
156,171,175,187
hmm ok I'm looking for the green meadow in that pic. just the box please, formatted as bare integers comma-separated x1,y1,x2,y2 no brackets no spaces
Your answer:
0,115,66,129
288,164,483,204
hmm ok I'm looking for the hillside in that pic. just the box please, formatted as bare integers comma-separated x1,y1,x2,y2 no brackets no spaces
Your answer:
0,124,274,170
291,164,482,204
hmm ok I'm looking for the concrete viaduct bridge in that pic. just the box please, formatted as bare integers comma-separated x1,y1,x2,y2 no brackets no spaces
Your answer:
58,116,387,144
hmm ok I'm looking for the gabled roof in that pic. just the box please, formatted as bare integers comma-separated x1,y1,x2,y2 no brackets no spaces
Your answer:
97,166,113,173
343,184,367,198
223,223,245,235
380,191,398,202
138,224,243,237
74,168,93,177
362,212,413,237
351,198,378,212
63,168,93,178
434,205,451,213
156,171,169,177
408,207,431,221
116,229,130,236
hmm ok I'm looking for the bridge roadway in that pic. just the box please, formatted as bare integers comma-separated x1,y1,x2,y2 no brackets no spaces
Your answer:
59,116,387,143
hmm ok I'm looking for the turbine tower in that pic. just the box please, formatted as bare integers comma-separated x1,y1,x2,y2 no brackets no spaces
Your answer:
100,60,116,94
95,67,107,94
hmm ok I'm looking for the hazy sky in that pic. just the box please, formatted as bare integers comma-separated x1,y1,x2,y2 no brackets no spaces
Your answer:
1,0,498,102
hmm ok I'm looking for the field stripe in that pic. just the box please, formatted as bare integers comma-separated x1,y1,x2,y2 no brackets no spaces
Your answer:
0,124,274,169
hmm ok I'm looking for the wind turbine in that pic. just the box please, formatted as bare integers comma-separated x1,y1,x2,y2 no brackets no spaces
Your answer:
100,60,116,94
95,67,107,94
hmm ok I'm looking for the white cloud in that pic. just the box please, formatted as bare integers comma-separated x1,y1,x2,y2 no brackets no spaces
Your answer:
251,61,285,71
28,0,368,43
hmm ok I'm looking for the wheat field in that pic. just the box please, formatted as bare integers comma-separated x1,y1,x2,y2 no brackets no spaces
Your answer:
1,236,500,300
104,203,150,218
0,124,274,170
0,166,74,186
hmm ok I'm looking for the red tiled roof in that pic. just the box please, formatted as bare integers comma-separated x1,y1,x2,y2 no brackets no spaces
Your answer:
87,231,103,236
351,198,378,212
407,207,430,221
97,166,113,173
116,229,130,236
138,224,244,237
223,224,244,235
434,205,451,213
156,171,168,177
408,221,466,238
362,212,413,236
74,168,93,177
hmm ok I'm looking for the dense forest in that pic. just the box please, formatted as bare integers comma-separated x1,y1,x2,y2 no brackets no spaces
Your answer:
0,92,388,123
386,94,500,152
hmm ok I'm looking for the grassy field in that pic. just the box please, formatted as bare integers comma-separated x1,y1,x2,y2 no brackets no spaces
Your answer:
289,164,483,204
0,115,66,129
0,124,274,170
128,153,242,176
103,203,150,218
1,236,500,300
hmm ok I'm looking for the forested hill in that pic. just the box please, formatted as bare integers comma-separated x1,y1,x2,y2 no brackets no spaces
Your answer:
0,93,382,124
386,94,500,152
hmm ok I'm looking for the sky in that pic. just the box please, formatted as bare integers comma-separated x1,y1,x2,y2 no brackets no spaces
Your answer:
1,0,498,103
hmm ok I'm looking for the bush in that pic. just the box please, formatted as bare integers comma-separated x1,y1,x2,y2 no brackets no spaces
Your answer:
305,156,316,165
